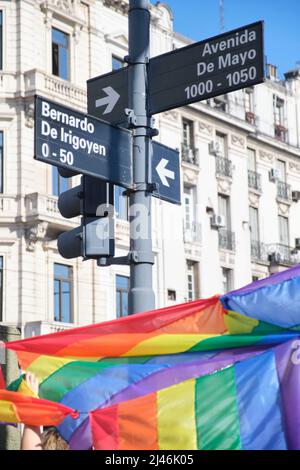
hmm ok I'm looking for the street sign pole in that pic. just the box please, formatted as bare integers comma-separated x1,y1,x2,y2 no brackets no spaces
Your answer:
127,0,155,314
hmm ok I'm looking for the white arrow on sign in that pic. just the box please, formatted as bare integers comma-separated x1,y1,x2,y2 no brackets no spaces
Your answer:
95,86,120,115
156,158,175,187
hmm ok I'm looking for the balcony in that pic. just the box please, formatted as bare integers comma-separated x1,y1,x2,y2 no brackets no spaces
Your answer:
24,69,86,108
251,240,269,263
24,320,75,338
268,244,300,266
181,144,199,165
216,156,232,178
183,221,202,244
24,192,80,230
277,181,291,201
274,123,288,143
245,111,256,125
218,229,235,251
248,170,261,192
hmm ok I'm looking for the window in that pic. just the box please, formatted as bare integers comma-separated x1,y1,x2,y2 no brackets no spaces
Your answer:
218,194,231,230
182,119,197,164
216,133,227,158
245,89,254,114
186,261,195,301
247,148,256,172
184,186,196,241
274,96,284,126
0,257,3,322
182,119,193,149
278,216,289,247
116,275,129,318
114,185,128,220
0,11,3,70
222,268,233,293
276,160,286,183
273,96,287,141
186,261,199,301
245,89,255,124
52,167,71,196
249,207,259,242
54,263,73,323
0,132,3,193
112,56,125,70
52,28,69,80
167,289,176,301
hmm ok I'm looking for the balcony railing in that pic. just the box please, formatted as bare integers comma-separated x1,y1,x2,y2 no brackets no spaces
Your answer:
277,181,291,200
181,144,199,165
268,244,300,266
216,156,232,178
24,320,75,338
248,170,261,192
245,111,256,125
274,123,288,142
183,221,202,244
251,240,269,263
218,229,235,251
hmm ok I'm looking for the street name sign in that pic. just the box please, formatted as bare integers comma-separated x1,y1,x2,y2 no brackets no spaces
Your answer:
148,21,264,115
152,141,180,205
87,21,264,123
87,68,129,125
34,96,132,189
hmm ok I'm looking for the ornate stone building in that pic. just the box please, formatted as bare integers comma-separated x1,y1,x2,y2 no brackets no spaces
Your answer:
0,0,300,336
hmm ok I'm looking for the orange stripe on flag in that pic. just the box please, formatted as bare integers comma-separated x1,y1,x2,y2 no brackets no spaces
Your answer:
118,393,159,450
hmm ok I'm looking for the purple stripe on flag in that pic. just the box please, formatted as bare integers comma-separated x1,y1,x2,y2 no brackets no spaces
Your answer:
274,338,300,449
222,263,300,297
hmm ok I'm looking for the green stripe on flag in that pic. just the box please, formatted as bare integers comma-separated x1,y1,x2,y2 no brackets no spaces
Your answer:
195,366,242,450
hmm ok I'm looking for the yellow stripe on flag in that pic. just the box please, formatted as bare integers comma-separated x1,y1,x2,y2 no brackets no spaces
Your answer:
157,378,197,450
125,334,218,356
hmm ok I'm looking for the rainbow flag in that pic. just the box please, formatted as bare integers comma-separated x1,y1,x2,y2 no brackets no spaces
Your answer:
0,389,77,426
2,264,300,450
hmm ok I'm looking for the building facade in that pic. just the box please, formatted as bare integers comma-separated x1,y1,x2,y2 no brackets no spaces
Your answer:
0,0,300,337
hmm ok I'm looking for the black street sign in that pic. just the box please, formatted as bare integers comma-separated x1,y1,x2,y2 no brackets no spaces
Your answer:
152,141,180,205
87,68,129,126
148,21,264,115
34,96,132,189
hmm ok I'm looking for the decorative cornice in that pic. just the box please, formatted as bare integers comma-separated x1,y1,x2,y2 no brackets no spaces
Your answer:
289,161,300,174
258,149,274,164
198,121,213,136
231,134,245,148
24,100,35,128
39,0,86,29
248,192,260,208
103,0,128,15
217,178,231,195
278,202,290,216
25,222,49,252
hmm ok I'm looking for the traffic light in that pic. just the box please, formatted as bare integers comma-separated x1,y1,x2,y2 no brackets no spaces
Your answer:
57,173,114,260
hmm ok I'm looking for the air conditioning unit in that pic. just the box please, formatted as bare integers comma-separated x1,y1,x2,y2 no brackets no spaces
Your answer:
209,141,221,156
210,214,226,229
268,252,281,264
295,238,300,250
292,191,300,202
269,168,280,182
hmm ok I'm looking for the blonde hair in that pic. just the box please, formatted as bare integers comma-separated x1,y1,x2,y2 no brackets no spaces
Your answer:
41,427,69,450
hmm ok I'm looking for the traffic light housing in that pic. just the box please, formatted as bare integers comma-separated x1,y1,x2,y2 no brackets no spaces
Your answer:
57,174,115,260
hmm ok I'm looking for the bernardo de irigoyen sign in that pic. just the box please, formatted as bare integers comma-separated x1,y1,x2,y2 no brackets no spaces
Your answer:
34,96,132,188
148,21,264,114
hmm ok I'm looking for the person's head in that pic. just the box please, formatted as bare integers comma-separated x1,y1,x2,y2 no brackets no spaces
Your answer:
41,427,69,450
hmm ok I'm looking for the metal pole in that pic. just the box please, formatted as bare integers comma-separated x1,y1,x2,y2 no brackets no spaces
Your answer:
128,0,155,314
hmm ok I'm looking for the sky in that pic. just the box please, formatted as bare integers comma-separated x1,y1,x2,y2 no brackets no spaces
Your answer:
152,0,300,78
